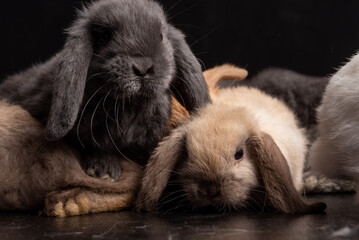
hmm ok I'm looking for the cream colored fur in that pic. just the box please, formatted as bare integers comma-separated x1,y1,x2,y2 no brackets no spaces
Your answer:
189,87,307,192
136,84,309,211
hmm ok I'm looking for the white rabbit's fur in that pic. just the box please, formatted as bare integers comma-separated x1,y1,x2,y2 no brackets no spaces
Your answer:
310,53,359,183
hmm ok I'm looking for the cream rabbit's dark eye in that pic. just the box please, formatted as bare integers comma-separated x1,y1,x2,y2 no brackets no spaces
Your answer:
235,149,244,160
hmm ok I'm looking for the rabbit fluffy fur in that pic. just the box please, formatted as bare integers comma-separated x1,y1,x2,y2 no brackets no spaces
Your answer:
0,0,209,181
224,68,329,142
0,65,238,217
0,101,142,217
230,68,356,194
136,77,326,213
310,52,359,187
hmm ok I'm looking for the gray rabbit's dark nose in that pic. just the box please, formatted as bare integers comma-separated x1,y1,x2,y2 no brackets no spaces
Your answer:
132,61,154,77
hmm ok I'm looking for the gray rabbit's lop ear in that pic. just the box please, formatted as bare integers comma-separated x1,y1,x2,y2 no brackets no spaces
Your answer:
135,126,187,212
168,25,210,113
45,22,93,141
246,133,326,214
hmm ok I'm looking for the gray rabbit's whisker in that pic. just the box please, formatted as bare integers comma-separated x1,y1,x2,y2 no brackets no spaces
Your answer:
112,95,137,157
189,21,225,48
196,57,207,71
105,108,137,166
93,53,107,61
194,50,209,56
173,75,196,104
122,92,126,115
90,96,106,150
174,23,201,31
165,0,183,13
102,89,116,122
169,87,187,109
176,76,194,96
86,71,107,82
112,97,140,158
168,1,200,21
77,85,104,148
115,93,125,135
113,95,119,125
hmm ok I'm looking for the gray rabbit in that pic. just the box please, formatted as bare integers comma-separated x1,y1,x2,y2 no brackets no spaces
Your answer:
0,0,210,181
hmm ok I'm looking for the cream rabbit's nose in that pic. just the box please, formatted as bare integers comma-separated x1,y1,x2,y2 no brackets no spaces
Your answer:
197,184,220,199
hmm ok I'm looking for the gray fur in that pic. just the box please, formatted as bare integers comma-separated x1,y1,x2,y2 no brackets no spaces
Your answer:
222,68,329,142
0,0,210,180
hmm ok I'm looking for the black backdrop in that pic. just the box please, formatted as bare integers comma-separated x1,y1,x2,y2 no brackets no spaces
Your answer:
1,0,359,80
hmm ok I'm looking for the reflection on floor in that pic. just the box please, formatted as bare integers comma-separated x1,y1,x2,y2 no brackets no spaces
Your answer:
0,194,358,240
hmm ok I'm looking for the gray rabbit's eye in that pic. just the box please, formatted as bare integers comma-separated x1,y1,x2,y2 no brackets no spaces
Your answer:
234,149,244,160
160,33,163,42
91,24,114,49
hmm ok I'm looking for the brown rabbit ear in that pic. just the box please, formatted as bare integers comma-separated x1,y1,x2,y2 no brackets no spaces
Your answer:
135,126,187,212
246,134,326,214
203,64,248,95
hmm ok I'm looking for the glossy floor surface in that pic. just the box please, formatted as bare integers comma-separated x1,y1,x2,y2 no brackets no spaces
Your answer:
1,194,358,240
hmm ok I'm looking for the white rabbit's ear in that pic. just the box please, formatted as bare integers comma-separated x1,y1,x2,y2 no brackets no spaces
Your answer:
246,133,326,214
45,23,93,141
167,25,210,113
135,126,187,212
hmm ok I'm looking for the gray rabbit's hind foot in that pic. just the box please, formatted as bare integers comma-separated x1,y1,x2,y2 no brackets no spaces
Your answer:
83,153,122,182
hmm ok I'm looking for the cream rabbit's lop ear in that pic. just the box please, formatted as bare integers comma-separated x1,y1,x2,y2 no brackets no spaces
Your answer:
135,126,187,212
246,133,326,214
203,64,248,95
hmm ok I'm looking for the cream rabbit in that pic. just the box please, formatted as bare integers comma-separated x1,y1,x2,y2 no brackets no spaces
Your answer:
136,75,325,213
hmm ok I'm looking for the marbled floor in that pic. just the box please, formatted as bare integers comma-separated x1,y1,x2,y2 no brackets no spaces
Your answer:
1,194,358,240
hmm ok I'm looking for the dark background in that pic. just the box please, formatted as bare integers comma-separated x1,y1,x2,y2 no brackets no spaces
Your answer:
1,0,359,80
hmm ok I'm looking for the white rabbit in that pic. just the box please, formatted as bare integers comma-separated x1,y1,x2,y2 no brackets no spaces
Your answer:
310,52,359,190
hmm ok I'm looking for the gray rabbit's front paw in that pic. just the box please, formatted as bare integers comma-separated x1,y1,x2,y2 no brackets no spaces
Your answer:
83,154,122,182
